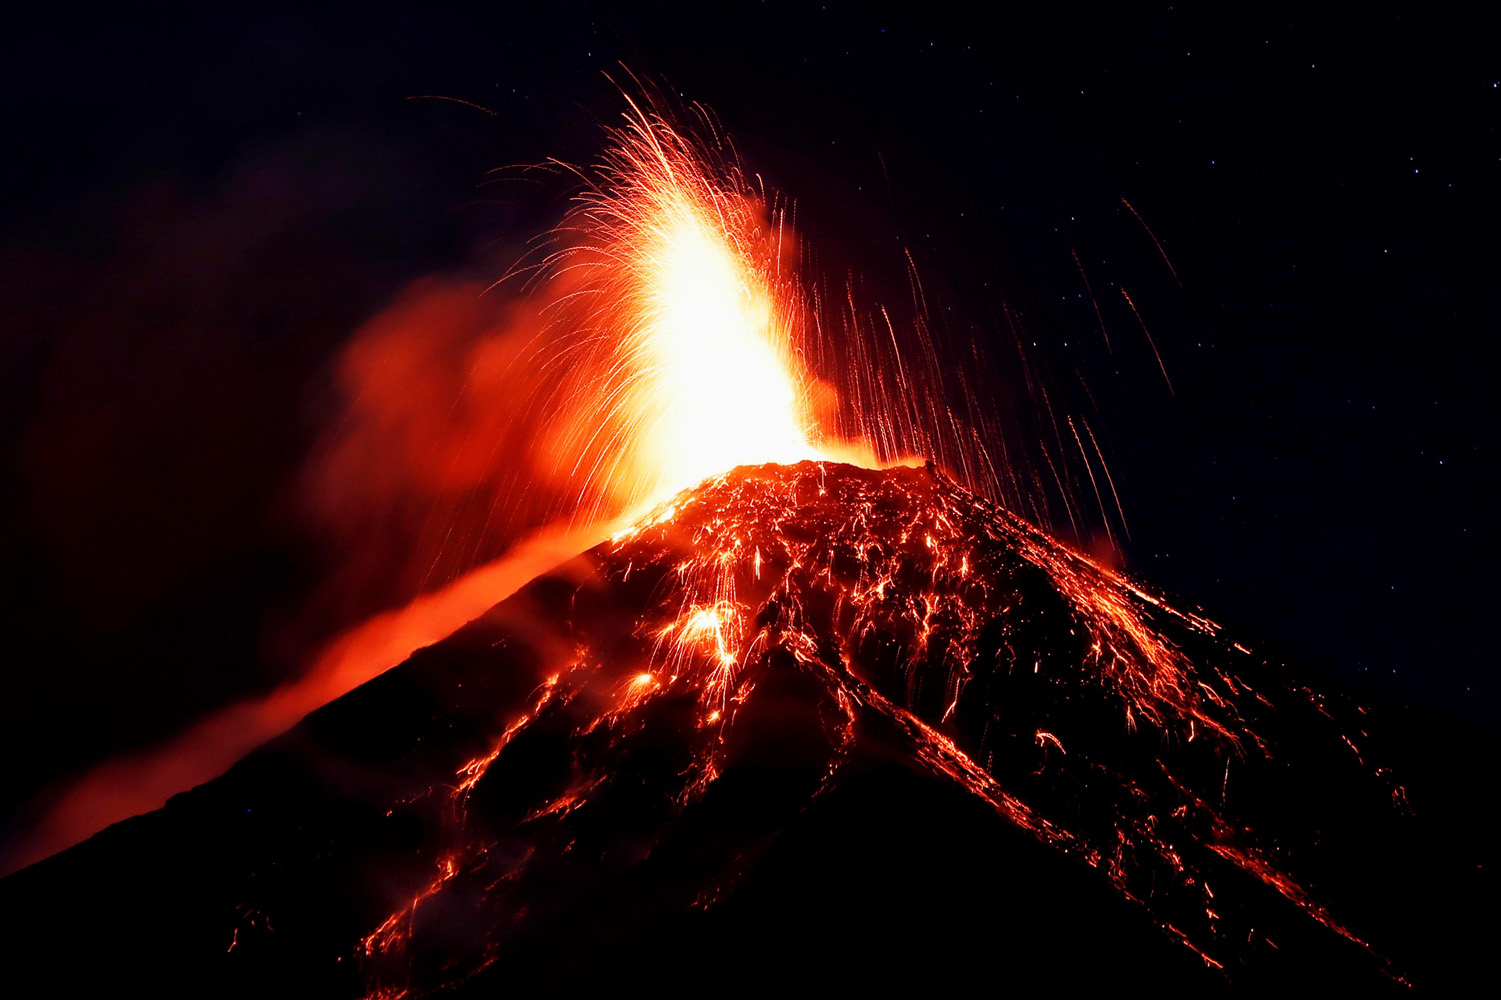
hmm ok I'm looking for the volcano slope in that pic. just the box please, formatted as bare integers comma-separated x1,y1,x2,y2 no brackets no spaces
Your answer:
2,462,1492,995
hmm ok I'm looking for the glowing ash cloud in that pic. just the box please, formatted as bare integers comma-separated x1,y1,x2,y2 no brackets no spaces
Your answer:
4,96,847,874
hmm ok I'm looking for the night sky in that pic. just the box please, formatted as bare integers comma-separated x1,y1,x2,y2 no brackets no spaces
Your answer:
1,2,1494,842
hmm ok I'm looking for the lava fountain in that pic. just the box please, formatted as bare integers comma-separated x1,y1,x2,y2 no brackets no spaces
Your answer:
535,100,824,500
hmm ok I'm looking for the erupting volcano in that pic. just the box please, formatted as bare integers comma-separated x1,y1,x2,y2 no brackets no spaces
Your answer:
1,95,1489,994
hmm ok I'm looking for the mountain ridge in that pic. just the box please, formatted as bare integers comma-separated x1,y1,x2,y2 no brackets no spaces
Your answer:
2,461,1490,994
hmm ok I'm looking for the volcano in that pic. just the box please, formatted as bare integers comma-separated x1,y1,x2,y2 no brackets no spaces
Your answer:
2,462,1491,994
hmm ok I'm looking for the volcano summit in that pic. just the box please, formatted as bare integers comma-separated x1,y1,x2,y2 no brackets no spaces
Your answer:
1,462,1489,994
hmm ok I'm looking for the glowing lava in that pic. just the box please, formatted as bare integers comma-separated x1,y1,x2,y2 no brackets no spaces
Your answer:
351,461,1411,997
594,122,818,489
535,98,826,515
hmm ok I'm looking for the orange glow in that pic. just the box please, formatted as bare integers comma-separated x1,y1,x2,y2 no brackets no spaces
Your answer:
339,458,1383,989
6,101,841,876
6,91,1096,895
533,97,827,514
615,161,818,490
1,523,606,876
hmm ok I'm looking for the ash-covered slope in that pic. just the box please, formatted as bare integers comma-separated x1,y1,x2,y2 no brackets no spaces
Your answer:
2,462,1491,994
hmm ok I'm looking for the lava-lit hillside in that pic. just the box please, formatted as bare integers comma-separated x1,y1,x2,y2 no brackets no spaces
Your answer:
1,462,1490,994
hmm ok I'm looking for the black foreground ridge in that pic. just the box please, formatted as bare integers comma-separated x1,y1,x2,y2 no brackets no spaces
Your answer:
2,461,1493,995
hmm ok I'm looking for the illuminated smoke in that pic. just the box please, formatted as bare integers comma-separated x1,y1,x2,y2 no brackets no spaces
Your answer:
6,94,907,873
5,88,1128,879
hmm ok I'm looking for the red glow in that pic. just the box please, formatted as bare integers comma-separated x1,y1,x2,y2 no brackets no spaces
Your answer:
354,461,1403,994
7,95,893,874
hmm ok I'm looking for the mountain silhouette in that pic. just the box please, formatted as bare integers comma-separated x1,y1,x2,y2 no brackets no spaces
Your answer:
2,461,1491,995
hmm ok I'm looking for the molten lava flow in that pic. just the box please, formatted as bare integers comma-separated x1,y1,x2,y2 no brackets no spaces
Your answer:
0,523,609,877
352,462,1408,997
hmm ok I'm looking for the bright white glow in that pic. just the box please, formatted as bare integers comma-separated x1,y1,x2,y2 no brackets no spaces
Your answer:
636,199,818,495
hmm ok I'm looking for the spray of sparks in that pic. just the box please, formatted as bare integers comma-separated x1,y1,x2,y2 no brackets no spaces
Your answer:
346,101,1408,996
526,98,824,509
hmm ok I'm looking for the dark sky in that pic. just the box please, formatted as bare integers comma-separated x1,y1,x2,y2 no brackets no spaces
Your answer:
1,2,1494,834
